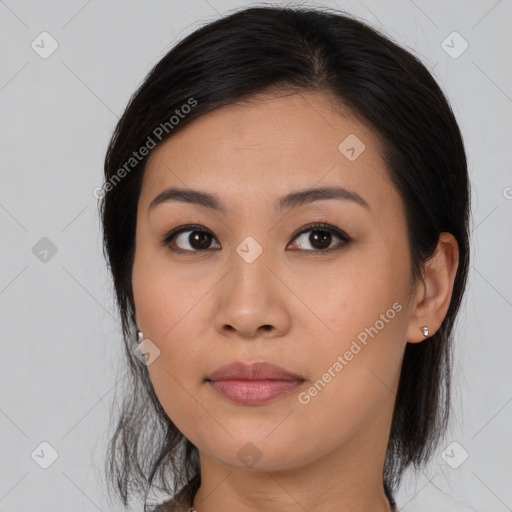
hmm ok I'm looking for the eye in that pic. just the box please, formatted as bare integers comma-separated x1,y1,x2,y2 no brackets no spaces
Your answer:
161,224,221,254
287,222,351,253
161,222,351,254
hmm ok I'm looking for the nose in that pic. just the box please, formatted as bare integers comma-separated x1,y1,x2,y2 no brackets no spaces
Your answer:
213,248,291,340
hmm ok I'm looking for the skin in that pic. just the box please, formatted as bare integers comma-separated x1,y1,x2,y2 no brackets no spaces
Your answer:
131,89,459,512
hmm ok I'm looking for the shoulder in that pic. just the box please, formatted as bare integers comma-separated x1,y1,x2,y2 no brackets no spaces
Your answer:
148,498,188,512
148,493,193,512
147,475,199,512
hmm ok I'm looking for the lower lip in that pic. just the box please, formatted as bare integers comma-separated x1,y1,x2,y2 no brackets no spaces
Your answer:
207,379,304,405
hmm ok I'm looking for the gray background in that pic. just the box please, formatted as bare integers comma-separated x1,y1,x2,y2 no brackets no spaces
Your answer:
0,0,511,510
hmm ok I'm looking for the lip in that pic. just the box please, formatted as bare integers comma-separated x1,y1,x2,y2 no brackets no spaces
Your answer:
206,362,305,405
207,361,304,381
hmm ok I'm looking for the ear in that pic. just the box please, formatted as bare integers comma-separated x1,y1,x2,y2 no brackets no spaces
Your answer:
406,232,460,343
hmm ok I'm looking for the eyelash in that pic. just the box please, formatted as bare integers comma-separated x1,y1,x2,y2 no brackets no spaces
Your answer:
160,222,352,255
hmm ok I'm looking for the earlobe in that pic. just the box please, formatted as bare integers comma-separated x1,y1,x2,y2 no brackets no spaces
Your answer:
406,232,459,343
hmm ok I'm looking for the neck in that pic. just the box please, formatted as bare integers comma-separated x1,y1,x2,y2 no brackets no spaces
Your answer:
192,419,394,512
192,466,393,511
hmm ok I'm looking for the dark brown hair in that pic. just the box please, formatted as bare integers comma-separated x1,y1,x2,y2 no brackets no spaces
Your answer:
99,4,470,509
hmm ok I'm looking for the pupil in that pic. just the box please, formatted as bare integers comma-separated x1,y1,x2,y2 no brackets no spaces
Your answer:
311,230,331,249
191,231,211,249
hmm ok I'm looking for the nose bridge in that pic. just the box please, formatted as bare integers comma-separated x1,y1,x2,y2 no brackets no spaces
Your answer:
226,198,273,272
225,202,287,297
213,232,289,337
230,233,272,298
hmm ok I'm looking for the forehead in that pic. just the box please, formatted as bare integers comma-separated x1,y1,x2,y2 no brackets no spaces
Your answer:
140,90,396,213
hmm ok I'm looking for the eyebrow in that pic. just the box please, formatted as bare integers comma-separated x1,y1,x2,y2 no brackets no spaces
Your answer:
148,185,369,214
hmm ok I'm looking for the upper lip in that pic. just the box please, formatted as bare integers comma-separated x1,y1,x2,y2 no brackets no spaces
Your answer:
206,361,305,381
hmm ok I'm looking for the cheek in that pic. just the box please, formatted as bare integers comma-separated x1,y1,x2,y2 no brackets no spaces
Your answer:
299,277,407,389
132,264,204,436
299,248,410,343
132,242,208,341
293,242,410,406
291,278,408,451
131,246,216,422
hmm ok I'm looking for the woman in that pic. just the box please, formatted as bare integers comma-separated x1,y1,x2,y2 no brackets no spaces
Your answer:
100,5,470,511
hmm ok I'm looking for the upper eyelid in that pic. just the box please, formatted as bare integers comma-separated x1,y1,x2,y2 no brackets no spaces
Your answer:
166,223,346,239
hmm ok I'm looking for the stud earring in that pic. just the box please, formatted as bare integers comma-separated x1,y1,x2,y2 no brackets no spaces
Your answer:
136,329,144,343
421,326,429,337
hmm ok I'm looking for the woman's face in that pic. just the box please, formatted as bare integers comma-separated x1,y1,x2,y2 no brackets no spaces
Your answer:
132,90,417,473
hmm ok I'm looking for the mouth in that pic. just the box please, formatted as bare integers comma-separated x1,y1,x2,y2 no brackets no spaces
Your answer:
205,361,305,405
